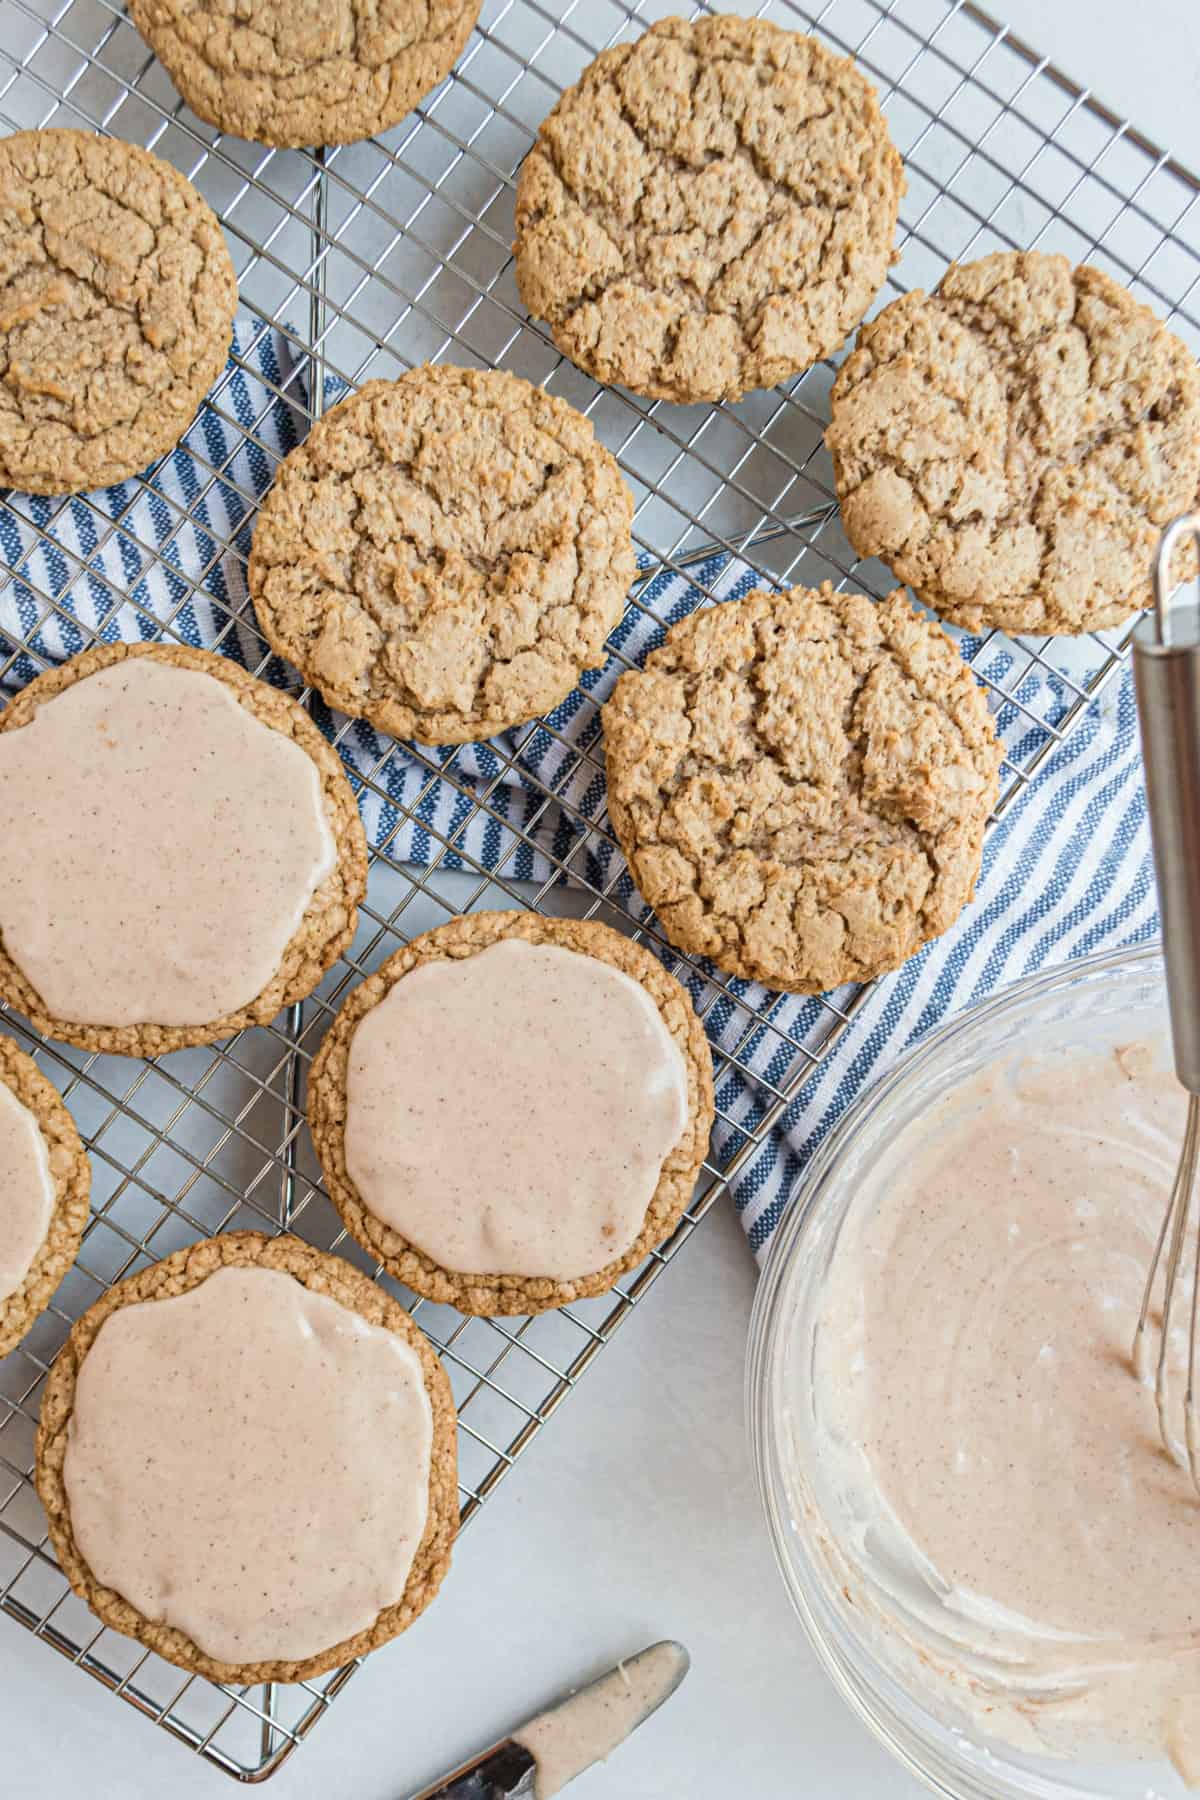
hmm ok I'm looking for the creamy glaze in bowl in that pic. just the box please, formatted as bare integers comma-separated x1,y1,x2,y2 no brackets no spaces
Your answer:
748,946,1200,1800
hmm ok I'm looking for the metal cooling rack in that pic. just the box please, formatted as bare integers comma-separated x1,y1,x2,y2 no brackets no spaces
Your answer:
0,0,1197,1782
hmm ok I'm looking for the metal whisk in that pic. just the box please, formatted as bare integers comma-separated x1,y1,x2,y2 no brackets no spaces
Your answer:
1131,509,1200,1488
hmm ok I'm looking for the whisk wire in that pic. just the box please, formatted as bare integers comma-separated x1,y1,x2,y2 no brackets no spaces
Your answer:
1187,1103,1200,1490
1132,1093,1200,1485
1133,1152,1181,1380
1132,510,1200,1494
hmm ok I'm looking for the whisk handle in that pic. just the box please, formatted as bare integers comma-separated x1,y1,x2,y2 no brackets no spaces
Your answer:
1133,510,1200,1096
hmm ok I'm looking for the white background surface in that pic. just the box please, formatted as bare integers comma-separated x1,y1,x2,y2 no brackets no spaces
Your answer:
7,4,1200,1797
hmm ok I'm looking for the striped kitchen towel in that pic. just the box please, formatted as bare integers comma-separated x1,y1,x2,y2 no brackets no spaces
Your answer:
0,327,1158,1261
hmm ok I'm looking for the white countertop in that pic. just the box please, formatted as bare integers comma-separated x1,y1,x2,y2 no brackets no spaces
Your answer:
7,5,1200,1796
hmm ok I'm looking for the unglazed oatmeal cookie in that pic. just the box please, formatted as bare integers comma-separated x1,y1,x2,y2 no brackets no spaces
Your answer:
0,643,367,1056
308,910,715,1316
248,365,636,744
35,1231,457,1683
0,1034,90,1359
128,0,481,148
601,584,1002,994
513,15,903,404
0,129,237,495
826,251,1200,636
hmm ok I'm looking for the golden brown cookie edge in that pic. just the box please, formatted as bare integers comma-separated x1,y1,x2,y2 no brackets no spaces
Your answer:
0,129,237,497
0,642,368,1055
601,583,1003,993
0,1034,90,1358
34,1229,458,1684
512,15,905,404
247,367,636,744
307,909,715,1315
127,0,482,149
827,251,1200,636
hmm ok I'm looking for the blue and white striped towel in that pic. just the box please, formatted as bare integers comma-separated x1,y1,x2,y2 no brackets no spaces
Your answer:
0,327,1159,1261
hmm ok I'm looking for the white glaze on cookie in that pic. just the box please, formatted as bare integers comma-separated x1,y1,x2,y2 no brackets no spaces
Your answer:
0,658,336,1028
0,1078,54,1303
342,938,690,1278
63,1265,434,1666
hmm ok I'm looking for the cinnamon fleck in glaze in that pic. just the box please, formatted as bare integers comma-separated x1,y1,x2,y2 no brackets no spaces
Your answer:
63,1265,434,1667
344,938,690,1279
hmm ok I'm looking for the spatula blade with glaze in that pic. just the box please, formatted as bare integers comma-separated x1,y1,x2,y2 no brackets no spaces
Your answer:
406,1639,690,1800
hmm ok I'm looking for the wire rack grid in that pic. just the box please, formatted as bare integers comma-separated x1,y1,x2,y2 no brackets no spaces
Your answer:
0,0,1196,1783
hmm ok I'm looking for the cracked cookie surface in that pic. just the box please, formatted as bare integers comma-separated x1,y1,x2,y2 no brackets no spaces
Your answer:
128,0,481,148
827,251,1200,636
601,583,1002,995
0,129,236,496
513,14,903,405
35,1230,458,1684
0,1034,90,1360
249,365,636,744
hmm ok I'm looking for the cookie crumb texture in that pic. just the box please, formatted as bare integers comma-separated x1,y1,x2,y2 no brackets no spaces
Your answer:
308,910,715,1315
35,1231,458,1684
513,15,903,404
0,130,237,495
827,252,1200,636
602,585,1002,995
0,1035,90,1360
128,0,481,148
249,366,636,744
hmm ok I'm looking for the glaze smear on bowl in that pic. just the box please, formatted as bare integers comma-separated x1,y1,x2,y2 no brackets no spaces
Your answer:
813,1033,1200,1780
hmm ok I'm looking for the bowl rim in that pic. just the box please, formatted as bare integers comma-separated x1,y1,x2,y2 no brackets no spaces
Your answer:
745,940,1166,1800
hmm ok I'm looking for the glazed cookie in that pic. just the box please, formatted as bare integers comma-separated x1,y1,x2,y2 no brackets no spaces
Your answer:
0,1034,90,1359
0,643,367,1055
0,129,237,495
128,0,481,148
35,1231,457,1683
513,15,903,404
248,365,636,744
308,910,715,1315
826,251,1200,636
601,584,1003,994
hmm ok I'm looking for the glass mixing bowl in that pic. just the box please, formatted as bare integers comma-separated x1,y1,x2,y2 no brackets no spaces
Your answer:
747,944,1198,1800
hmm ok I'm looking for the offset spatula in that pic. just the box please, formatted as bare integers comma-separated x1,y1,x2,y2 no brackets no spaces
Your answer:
406,1640,690,1800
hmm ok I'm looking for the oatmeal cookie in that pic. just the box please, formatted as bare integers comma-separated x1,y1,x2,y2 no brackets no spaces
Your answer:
601,583,1002,994
35,1231,457,1684
0,1034,90,1359
513,15,903,404
826,251,1200,636
128,0,481,148
307,910,715,1315
0,129,237,495
248,365,636,744
0,643,367,1056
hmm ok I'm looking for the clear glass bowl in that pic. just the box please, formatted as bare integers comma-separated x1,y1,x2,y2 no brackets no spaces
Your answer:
746,944,1195,1800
